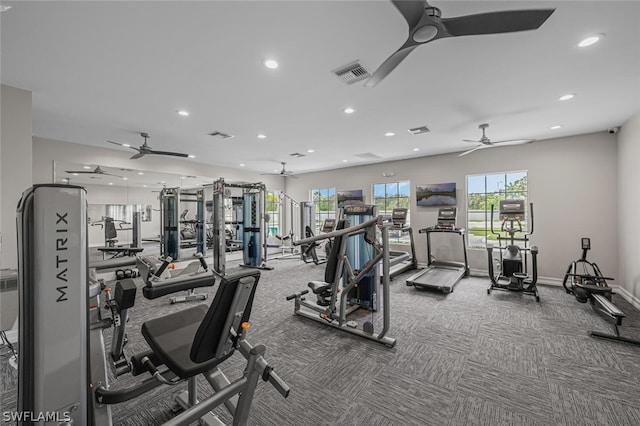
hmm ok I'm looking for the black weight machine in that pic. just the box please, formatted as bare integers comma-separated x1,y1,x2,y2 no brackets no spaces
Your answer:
487,200,539,301
563,238,640,346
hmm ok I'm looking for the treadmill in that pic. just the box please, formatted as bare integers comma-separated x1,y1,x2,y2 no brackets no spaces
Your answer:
406,207,469,293
386,208,418,279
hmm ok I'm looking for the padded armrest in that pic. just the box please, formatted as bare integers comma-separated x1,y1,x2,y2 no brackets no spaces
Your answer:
143,274,215,300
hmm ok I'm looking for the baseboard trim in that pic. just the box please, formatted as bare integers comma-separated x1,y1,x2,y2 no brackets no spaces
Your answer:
614,286,640,311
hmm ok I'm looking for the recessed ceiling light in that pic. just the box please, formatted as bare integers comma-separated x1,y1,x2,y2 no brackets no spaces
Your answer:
123,177,128,180
138,172,144,175
72,173,79,176
343,107,355,114
307,149,315,153
413,148,420,152
143,185,147,188
559,94,575,101
160,181,165,184
578,34,603,48
385,132,395,137
177,110,190,116
257,134,267,139
83,165,91,169
122,143,131,148
240,163,245,167
264,59,279,69
181,176,187,179
551,125,563,130
342,159,348,163
274,169,280,172
108,182,113,185
188,154,195,158
0,5,12,12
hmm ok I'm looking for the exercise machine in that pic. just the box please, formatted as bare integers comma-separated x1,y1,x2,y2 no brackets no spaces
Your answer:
16,184,289,425
406,207,468,293
286,208,396,347
563,238,639,346
211,178,272,274
487,200,539,301
385,208,418,279
300,218,336,265
160,187,206,261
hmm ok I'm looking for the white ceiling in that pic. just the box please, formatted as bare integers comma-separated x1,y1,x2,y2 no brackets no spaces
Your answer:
2,1,639,175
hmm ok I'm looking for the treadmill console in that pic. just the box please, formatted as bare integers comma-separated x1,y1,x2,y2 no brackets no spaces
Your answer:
499,200,525,221
436,207,457,229
321,218,336,233
391,208,408,228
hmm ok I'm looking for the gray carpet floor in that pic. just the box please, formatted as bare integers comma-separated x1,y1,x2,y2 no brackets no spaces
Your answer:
2,257,640,425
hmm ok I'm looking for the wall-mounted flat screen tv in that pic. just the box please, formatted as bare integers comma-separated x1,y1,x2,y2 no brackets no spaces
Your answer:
337,189,364,208
416,182,456,206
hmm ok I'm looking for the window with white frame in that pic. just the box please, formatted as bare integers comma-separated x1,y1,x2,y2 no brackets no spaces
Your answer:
373,181,410,243
266,190,280,237
466,171,528,248
310,187,336,234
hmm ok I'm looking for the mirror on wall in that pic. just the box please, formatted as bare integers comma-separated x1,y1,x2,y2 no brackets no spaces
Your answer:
53,161,214,247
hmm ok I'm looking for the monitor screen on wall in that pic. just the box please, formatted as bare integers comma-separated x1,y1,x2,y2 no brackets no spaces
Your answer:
416,182,456,206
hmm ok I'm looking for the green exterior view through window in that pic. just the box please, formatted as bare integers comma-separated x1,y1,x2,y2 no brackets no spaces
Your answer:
266,190,279,237
373,181,410,243
310,187,336,234
466,171,528,248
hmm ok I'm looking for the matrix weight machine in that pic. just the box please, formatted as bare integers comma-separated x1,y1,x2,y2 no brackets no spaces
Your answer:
16,184,289,425
487,200,539,301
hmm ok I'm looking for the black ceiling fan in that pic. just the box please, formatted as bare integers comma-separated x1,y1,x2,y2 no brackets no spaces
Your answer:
261,162,297,178
108,132,189,160
458,123,533,157
365,1,555,87
65,165,122,177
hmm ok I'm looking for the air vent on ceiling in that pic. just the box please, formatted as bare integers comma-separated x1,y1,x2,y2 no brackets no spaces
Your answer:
290,152,306,158
408,126,430,135
332,61,371,85
208,131,234,139
354,152,382,160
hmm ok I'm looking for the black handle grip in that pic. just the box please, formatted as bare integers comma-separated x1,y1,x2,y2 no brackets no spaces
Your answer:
154,257,172,278
285,289,309,301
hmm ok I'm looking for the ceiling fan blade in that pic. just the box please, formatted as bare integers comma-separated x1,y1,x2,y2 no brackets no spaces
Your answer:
391,0,427,28
462,139,481,143
458,144,490,157
491,138,534,146
441,9,555,37
148,150,189,158
107,140,126,147
365,44,419,87
130,152,145,160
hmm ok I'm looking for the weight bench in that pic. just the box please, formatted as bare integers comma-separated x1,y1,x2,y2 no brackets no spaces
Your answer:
139,254,215,303
97,246,144,259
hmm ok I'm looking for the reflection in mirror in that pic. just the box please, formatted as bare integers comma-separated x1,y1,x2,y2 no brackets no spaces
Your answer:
53,161,213,252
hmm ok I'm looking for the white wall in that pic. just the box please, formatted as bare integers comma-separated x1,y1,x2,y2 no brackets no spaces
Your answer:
286,132,618,282
617,111,640,301
1,85,33,270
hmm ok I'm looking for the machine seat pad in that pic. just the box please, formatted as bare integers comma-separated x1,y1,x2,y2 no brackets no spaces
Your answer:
308,281,331,295
141,304,232,379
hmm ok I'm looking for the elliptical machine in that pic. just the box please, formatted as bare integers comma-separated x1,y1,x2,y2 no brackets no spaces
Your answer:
487,200,539,301
562,238,639,346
